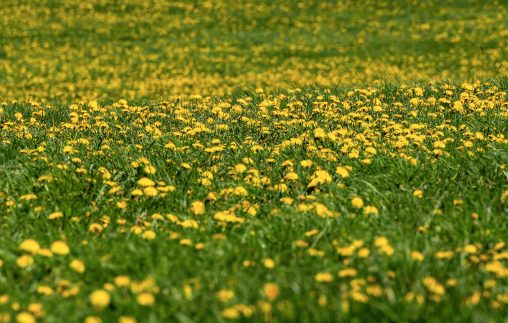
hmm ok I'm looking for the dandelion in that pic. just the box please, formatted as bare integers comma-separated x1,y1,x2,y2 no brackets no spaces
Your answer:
142,230,156,240
48,211,63,220
191,201,205,215
263,258,275,269
137,177,155,187
217,289,234,303
70,259,85,273
351,197,364,209
335,166,349,178
19,239,40,254
136,293,155,306
16,312,35,323
413,189,424,198
315,272,334,282
89,290,110,309
50,241,70,255
263,283,280,301
411,251,424,261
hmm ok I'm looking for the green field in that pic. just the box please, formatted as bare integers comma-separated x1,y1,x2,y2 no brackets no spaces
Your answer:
1,1,508,322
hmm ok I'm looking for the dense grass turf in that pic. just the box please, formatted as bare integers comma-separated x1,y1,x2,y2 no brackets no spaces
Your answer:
1,1,508,323
1,83,508,322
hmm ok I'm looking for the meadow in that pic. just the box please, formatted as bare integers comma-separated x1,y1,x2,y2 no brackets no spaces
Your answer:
0,1,508,322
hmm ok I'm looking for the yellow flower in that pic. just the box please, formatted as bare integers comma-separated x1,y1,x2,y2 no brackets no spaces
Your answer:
263,283,280,301
90,289,110,309
70,259,85,273
363,205,378,215
217,289,234,303
19,239,40,254
142,230,156,240
119,317,137,323
221,307,239,319
412,189,424,198
144,165,156,174
463,244,478,254
263,258,275,269
36,286,54,295
27,303,43,317
48,211,64,220
191,201,205,215
300,160,313,168
284,172,299,181
315,272,333,283
180,219,199,229
411,251,424,261
338,268,357,278
335,166,349,178
116,200,128,209
137,292,155,306
114,276,130,287
19,194,37,201
374,236,389,247
88,100,99,109
16,312,35,323
131,189,143,196
307,170,332,188
234,163,247,174
16,255,34,268
501,190,508,203
37,249,53,257
422,277,445,295
351,197,364,209
143,187,158,196
314,128,326,138
357,248,370,258
137,177,155,187
85,316,102,323
50,241,70,255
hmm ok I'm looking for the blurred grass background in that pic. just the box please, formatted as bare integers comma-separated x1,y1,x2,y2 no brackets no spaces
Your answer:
0,0,507,101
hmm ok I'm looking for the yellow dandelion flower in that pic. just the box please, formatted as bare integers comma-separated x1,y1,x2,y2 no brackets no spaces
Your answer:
89,289,110,309
351,197,364,209
335,166,350,178
315,272,334,283
263,258,275,269
136,292,155,306
85,316,102,323
50,241,70,255
144,165,156,174
411,251,424,261
70,259,85,273
142,230,156,240
338,268,357,278
16,312,35,323
114,276,130,287
143,187,158,196
217,289,235,303
119,317,137,323
263,283,280,301
16,255,34,268
137,177,155,187
413,189,424,198
48,211,63,220
191,201,205,215
19,239,40,254
363,205,378,215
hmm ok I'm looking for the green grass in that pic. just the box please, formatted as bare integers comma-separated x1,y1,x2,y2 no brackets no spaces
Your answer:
1,82,508,322
1,0,508,322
